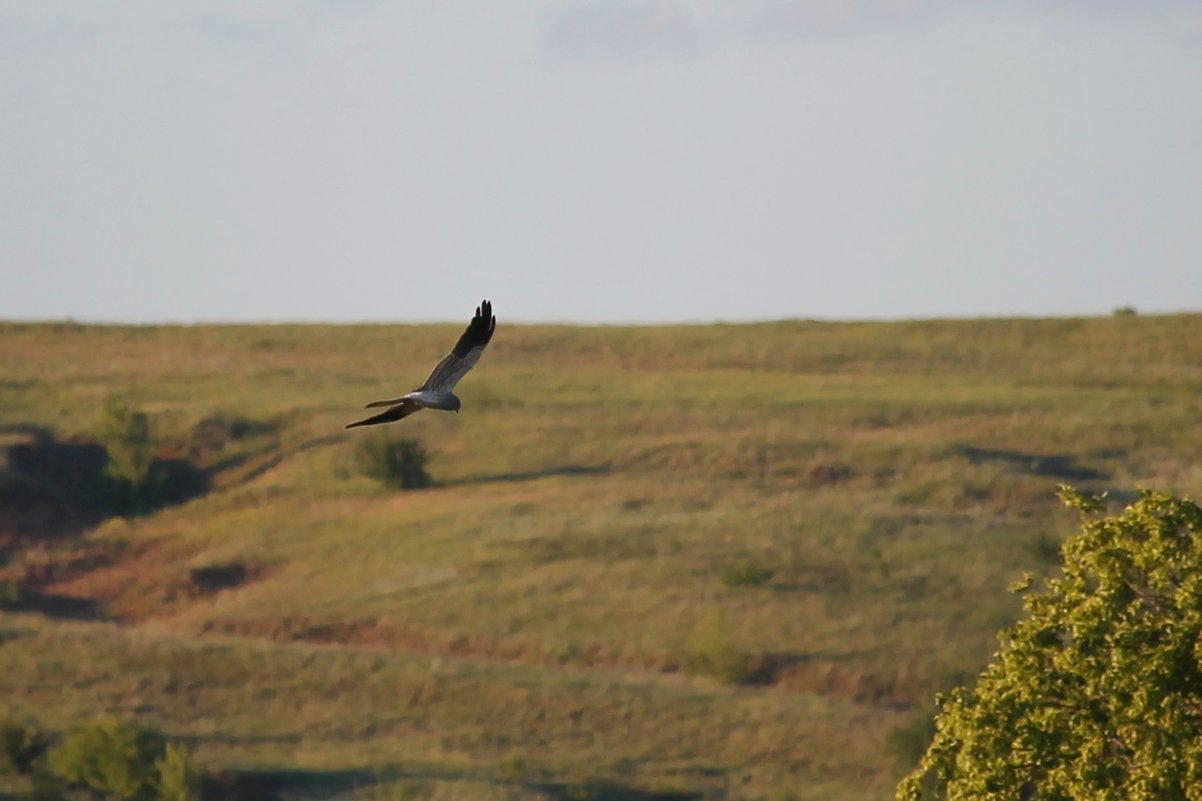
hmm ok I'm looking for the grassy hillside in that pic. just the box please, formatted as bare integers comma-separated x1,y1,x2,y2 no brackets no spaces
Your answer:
2,314,1202,800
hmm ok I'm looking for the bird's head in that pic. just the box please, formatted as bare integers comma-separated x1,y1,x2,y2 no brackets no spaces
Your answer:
450,396,462,413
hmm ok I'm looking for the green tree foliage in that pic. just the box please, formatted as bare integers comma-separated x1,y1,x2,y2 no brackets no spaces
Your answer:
48,716,167,801
95,395,156,512
354,436,432,490
897,488,1202,801
96,396,154,489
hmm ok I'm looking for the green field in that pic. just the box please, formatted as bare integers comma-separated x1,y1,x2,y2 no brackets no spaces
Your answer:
3,315,1202,800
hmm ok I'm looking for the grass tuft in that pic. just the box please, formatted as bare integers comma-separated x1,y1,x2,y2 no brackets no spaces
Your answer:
719,558,775,588
684,607,755,685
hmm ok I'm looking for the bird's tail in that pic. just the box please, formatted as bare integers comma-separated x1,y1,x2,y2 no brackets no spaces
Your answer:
345,399,422,429
365,396,408,409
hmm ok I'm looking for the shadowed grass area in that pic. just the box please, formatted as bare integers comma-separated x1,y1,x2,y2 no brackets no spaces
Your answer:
2,314,1202,799
0,616,890,800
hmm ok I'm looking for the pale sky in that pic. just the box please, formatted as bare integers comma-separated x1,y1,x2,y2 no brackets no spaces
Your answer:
3,1,1201,323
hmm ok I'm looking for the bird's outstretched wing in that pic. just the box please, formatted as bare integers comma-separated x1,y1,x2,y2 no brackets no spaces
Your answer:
345,398,422,429
419,300,496,393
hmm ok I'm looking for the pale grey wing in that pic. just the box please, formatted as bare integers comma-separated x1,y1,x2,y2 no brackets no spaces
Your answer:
419,300,496,393
420,347,483,393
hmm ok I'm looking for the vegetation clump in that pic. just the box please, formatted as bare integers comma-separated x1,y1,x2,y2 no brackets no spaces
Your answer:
354,436,432,489
95,396,155,512
719,558,774,588
898,488,1202,801
154,743,202,801
0,718,50,776
684,607,754,684
46,716,200,801
91,397,212,514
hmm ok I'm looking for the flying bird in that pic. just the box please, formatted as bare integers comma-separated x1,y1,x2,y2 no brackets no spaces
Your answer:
345,300,496,429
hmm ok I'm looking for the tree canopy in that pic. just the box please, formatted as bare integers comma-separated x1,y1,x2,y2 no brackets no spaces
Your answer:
898,488,1202,801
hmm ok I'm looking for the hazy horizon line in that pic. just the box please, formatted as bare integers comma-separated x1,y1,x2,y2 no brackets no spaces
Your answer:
1,307,1189,328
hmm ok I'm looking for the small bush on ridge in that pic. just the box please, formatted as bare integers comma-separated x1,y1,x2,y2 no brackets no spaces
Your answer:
354,437,431,489
96,396,154,495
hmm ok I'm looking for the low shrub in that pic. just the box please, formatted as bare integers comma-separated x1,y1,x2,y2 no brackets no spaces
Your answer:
684,607,754,685
47,716,165,801
0,718,50,775
95,397,154,495
354,437,431,489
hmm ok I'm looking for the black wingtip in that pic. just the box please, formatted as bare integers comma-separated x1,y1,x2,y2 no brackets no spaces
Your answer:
482,299,495,338
452,298,496,357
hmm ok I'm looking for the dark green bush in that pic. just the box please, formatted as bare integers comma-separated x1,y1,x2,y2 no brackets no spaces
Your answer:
96,397,154,490
0,718,50,775
354,437,431,489
47,716,166,801
90,398,209,515
93,396,155,514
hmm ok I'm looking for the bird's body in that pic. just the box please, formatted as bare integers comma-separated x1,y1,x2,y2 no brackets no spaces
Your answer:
346,300,496,429
407,388,461,411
